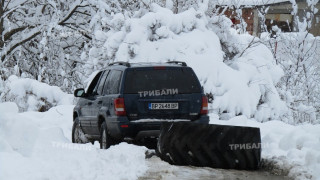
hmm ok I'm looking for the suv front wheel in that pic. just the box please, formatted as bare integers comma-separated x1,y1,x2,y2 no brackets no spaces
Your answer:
100,122,114,149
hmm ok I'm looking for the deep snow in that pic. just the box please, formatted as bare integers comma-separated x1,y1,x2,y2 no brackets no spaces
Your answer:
1,102,320,180
0,103,147,180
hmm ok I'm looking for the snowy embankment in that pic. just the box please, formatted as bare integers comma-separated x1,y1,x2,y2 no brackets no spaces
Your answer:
0,103,147,180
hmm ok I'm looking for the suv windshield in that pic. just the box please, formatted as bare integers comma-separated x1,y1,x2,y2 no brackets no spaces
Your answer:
124,68,201,94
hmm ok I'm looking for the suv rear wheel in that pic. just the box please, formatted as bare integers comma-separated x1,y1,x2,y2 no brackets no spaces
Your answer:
100,122,114,149
72,118,89,143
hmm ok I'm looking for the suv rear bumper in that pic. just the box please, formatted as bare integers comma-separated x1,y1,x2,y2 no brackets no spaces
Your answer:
106,115,209,140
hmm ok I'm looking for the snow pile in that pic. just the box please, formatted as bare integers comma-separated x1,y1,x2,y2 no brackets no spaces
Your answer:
210,114,320,179
0,102,148,180
88,4,286,122
0,75,74,112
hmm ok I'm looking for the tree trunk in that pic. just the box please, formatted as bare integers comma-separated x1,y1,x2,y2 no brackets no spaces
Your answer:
0,1,4,50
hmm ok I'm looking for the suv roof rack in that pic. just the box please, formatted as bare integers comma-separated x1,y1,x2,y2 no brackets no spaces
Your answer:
166,61,187,67
108,61,131,67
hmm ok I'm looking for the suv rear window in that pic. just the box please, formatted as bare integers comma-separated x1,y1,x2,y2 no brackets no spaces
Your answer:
124,68,201,94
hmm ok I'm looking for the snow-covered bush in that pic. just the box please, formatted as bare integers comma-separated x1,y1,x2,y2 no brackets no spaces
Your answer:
0,75,73,112
3,0,310,124
259,0,320,124
85,3,287,122
262,33,320,124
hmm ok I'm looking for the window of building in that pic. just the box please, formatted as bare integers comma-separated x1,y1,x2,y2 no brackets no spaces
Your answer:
265,14,293,32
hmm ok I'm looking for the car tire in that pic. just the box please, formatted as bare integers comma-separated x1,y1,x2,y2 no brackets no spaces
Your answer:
72,118,89,143
100,121,114,149
157,122,261,170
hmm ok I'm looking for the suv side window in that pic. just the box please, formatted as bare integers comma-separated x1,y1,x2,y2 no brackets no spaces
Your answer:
103,70,122,95
95,70,109,95
87,71,103,96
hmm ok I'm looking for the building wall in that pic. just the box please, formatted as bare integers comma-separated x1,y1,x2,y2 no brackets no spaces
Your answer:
220,2,320,37
266,2,320,36
223,8,255,35
312,14,320,36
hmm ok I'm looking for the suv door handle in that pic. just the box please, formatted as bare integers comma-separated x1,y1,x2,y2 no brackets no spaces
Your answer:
98,101,102,104
88,102,92,105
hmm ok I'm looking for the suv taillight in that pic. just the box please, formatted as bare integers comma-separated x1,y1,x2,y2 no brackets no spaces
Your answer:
153,66,166,70
200,96,208,115
114,98,126,116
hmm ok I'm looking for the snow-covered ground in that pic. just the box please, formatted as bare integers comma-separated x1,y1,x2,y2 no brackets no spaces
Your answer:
1,102,319,180
0,103,147,180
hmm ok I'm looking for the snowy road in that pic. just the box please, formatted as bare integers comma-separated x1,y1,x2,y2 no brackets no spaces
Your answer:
139,156,290,180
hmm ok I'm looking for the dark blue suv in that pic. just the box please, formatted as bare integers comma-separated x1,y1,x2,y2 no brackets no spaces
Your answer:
72,61,209,149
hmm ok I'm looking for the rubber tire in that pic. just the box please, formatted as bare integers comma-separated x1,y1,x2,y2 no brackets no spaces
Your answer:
100,122,114,149
157,122,261,170
72,118,89,144
142,138,158,150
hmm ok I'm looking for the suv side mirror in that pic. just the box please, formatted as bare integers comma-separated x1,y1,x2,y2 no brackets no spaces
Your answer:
74,88,86,97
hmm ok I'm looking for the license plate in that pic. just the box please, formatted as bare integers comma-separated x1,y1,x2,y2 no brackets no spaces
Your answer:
148,103,179,110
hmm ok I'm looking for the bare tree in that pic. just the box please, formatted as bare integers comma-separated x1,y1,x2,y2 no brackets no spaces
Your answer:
0,0,91,92
260,1,320,124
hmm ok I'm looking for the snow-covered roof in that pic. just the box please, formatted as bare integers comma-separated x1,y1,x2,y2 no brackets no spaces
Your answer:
216,0,290,6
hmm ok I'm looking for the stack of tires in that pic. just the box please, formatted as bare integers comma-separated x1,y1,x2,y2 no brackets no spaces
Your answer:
157,122,261,170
